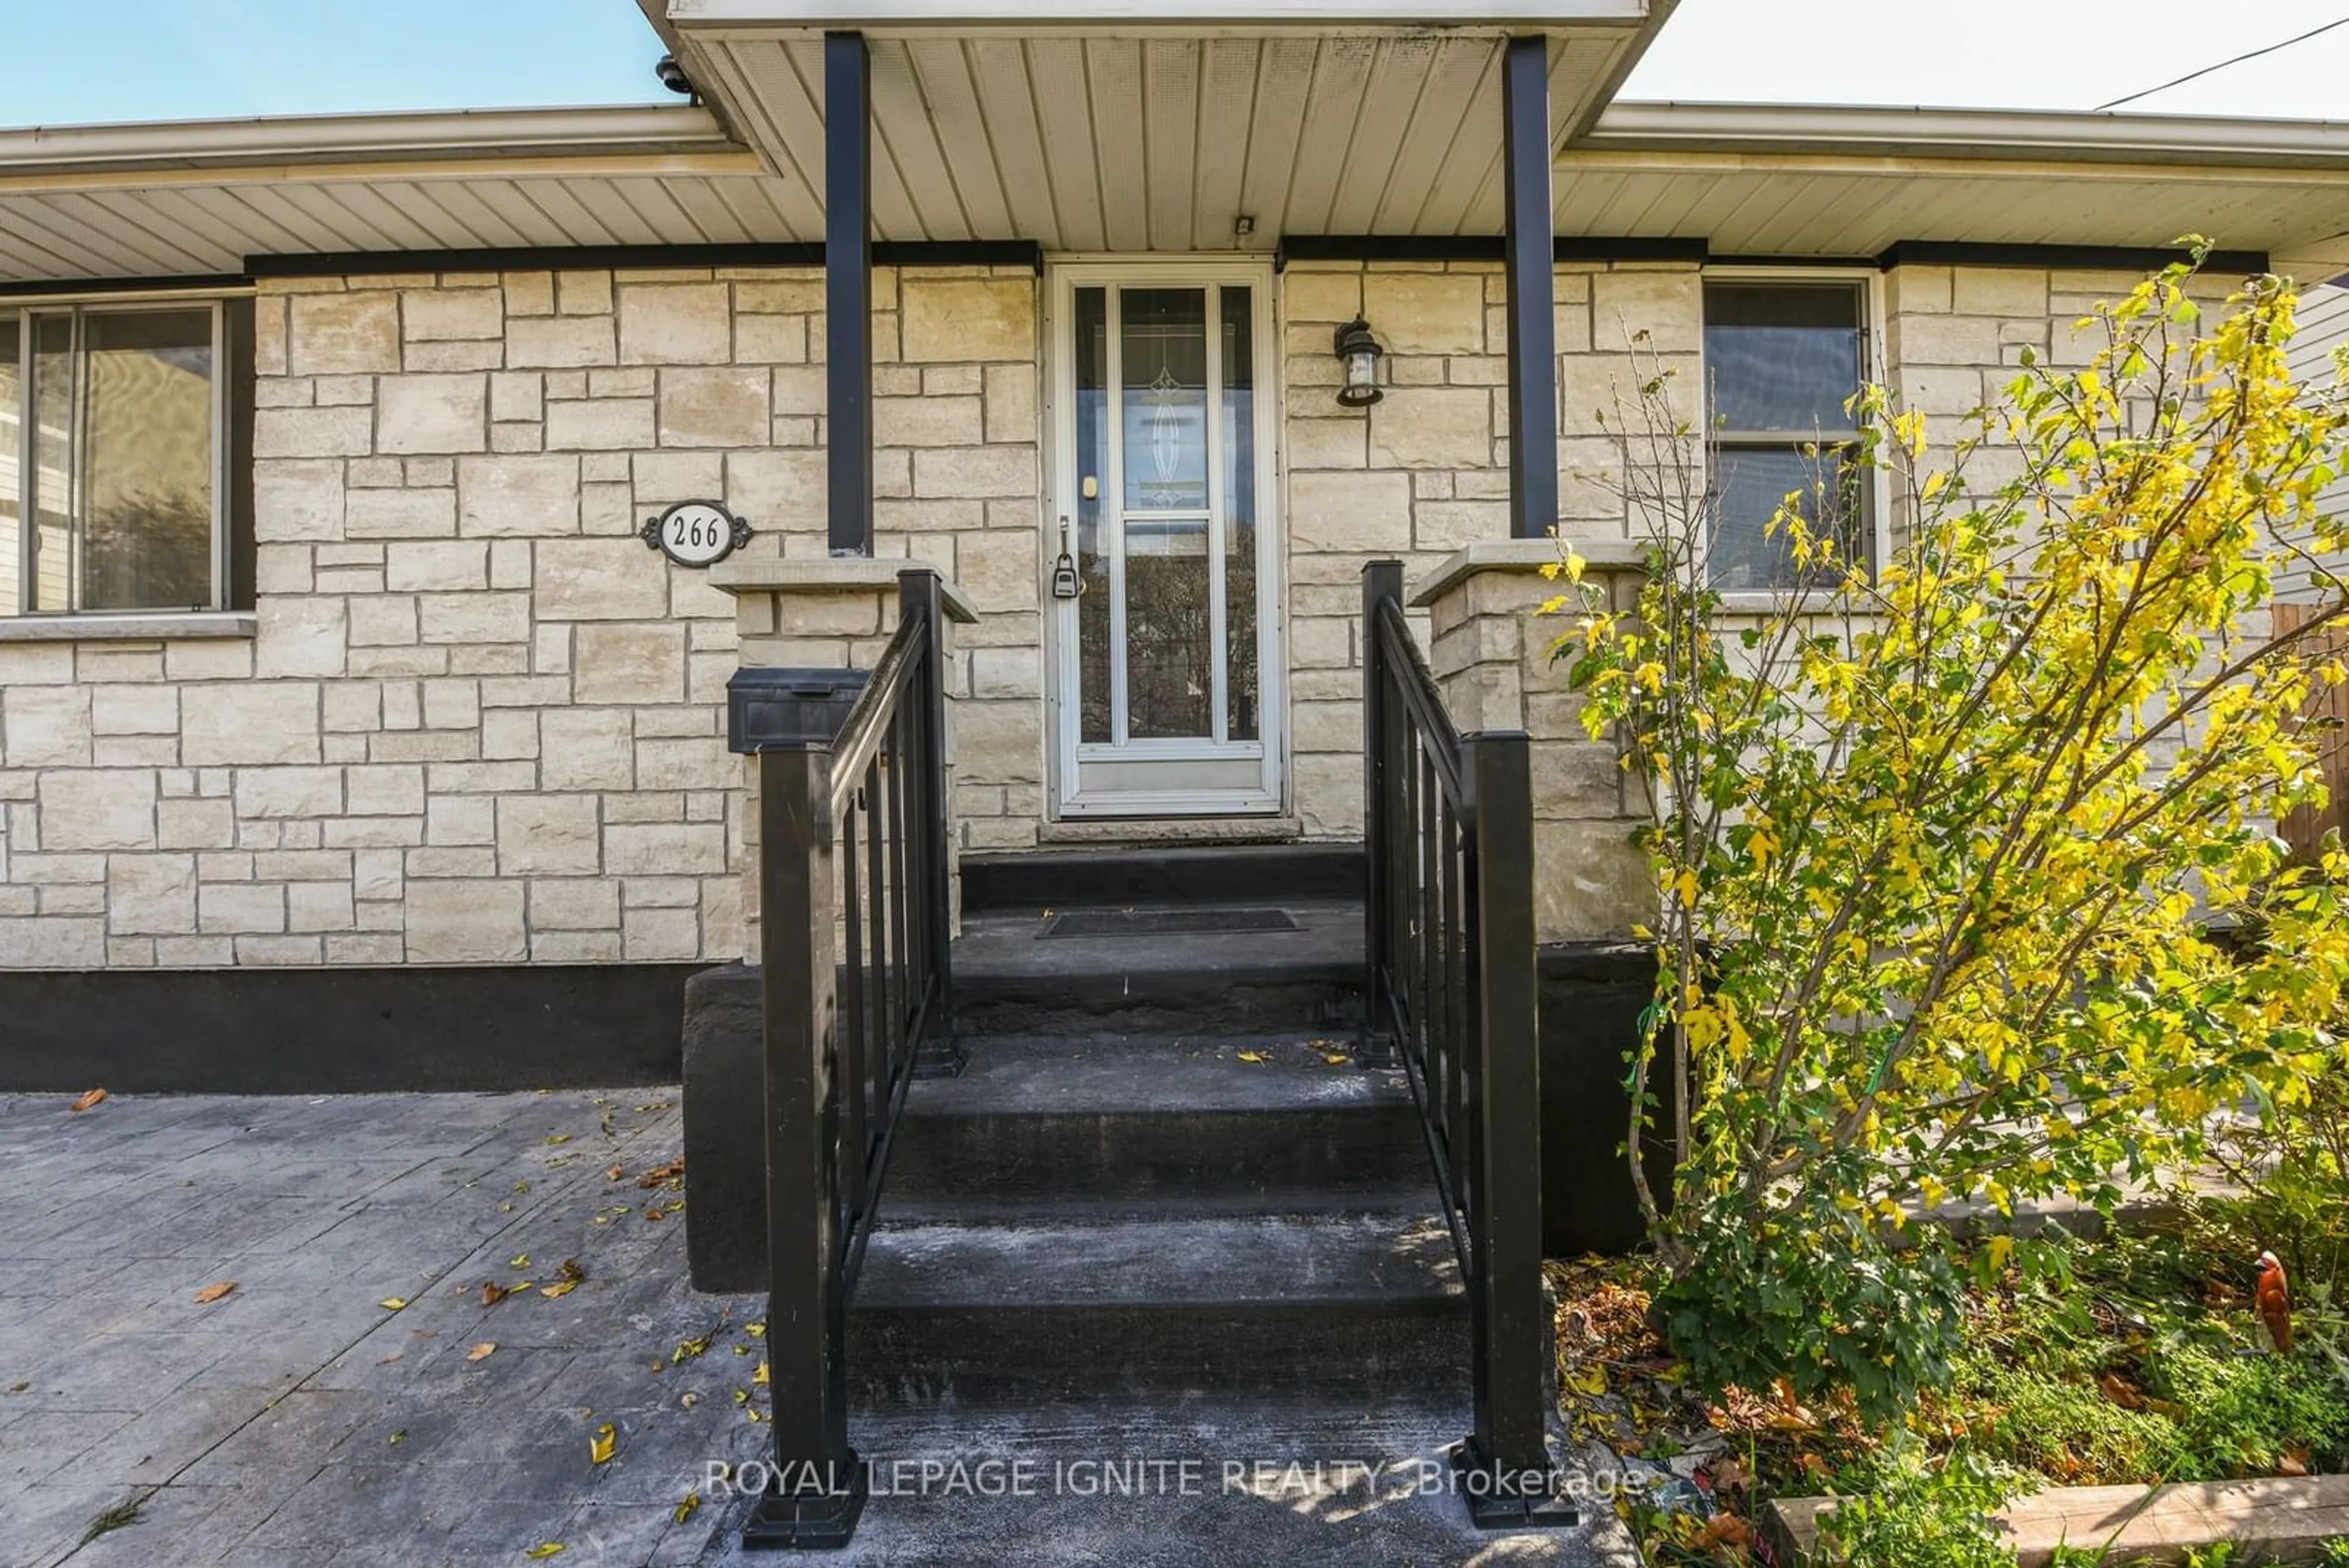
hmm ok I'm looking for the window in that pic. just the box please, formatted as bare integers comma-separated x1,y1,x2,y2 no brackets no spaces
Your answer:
1702,280,1869,591
1,300,247,618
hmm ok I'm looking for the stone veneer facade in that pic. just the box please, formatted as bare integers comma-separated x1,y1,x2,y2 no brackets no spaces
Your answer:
0,264,1041,970
0,260,2240,968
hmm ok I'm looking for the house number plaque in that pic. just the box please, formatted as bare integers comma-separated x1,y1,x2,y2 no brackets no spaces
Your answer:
640,500,752,568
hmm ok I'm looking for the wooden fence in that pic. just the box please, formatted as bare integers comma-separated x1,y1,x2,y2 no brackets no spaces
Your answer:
2274,601,2349,861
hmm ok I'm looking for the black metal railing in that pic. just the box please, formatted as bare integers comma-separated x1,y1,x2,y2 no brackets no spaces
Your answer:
743,570,957,1550
1362,560,1567,1528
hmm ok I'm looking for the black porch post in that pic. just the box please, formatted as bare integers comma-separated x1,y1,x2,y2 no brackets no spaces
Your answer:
825,31,873,556
1502,35,1558,541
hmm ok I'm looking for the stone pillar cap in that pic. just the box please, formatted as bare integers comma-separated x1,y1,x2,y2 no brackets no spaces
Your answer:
708,556,979,624
1408,537,1647,608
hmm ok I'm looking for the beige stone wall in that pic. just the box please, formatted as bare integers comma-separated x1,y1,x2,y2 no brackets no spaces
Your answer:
1278,258,1701,838
1419,554,1653,944
2,254,2231,969
1882,262,2242,542
0,264,1039,969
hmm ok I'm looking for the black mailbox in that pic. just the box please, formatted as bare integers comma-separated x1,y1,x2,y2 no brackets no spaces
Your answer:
726,667,871,754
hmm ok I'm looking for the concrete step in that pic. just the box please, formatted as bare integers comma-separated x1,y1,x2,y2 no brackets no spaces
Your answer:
961,843,1366,914
885,1035,1428,1216
848,1206,1466,1408
952,899,1365,1037
699,1395,1639,1566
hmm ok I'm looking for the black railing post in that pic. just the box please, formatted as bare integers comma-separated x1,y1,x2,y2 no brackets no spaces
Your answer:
900,568,963,1079
1362,562,1390,1067
1361,560,1404,1068
1453,728,1566,1526
744,747,867,1548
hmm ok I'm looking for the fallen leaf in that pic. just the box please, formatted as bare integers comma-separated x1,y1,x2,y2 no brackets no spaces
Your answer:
745,1320,766,1339
544,1134,571,1147
1236,1052,1267,1064
540,1280,578,1299
674,1492,702,1526
2281,1446,2312,1477
525,1546,565,1560
752,1361,770,1386
467,1343,497,1362
558,1258,584,1283
673,1336,710,1364
607,1165,625,1183
644,1207,667,1223
1696,1515,1752,1552
636,1159,685,1189
589,1423,617,1465
1324,1054,1351,1066
480,1282,510,1307
388,1430,406,1446
508,1254,531,1269
679,1391,700,1410
2098,1372,2147,1411
7,1381,28,1392
378,1298,407,1312
193,1281,237,1304
70,1088,108,1113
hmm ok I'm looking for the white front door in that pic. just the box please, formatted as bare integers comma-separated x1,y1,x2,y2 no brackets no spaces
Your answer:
1046,261,1284,817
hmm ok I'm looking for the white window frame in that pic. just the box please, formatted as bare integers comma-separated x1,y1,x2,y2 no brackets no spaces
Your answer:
2,291,234,620
1697,265,1891,611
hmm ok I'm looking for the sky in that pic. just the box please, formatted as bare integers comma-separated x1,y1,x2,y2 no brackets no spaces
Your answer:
0,1,670,127
1624,1,2349,119
2,0,2347,128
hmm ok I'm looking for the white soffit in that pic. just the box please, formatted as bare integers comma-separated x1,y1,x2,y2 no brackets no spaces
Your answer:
0,108,801,283
666,25,1655,247
1563,102,2349,259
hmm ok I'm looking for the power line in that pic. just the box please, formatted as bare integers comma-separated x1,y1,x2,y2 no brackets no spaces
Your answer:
2093,13,2349,111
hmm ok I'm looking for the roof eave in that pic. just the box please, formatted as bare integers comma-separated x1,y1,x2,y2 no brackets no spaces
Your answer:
1583,100,2349,170
0,104,740,178
665,0,1647,27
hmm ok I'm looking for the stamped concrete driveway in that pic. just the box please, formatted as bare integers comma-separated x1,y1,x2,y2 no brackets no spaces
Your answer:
0,1090,757,1568
0,1090,1637,1568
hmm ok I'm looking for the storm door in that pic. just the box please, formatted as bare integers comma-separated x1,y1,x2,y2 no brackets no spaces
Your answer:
1047,263,1282,816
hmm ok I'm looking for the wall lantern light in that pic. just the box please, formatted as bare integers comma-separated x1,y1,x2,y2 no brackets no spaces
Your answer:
1334,316,1385,407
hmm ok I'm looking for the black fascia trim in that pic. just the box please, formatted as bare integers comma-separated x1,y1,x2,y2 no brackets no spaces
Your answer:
1277,235,1505,269
0,272,253,296
243,240,1042,278
1876,240,2271,274
1277,235,1715,269
1705,253,1877,269
1275,237,2280,276
1553,236,1709,262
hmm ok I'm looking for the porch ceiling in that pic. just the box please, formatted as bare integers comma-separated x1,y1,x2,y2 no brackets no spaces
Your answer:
662,24,1658,249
